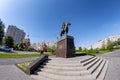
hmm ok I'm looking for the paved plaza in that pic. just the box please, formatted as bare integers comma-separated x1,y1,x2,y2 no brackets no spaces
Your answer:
0,50,120,80
98,50,120,80
0,57,38,80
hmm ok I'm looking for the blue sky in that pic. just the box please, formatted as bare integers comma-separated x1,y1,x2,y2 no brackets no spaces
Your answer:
0,0,120,48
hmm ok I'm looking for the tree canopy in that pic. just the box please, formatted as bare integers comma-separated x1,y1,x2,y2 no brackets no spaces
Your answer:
4,36,14,48
0,19,5,45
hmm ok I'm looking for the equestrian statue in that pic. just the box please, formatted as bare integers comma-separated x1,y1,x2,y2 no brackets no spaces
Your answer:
60,22,71,37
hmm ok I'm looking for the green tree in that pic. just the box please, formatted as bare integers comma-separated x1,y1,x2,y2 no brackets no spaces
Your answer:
106,38,114,51
101,41,106,50
13,42,19,50
90,45,93,50
78,46,82,52
82,48,89,53
47,45,56,55
4,36,14,48
117,38,120,45
0,19,5,45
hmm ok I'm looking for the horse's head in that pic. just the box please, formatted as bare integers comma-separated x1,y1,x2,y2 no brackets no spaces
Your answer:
66,22,71,27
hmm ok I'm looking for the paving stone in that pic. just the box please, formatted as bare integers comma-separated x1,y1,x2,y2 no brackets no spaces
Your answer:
0,65,34,80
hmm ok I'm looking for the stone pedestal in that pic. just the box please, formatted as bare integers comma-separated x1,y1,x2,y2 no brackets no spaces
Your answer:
56,35,75,58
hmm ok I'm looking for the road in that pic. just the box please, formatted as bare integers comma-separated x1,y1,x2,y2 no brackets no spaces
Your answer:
0,50,40,54
0,57,38,65
13,51,40,54
98,50,120,80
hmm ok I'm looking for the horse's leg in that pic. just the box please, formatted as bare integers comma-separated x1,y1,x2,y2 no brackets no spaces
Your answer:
60,30,63,37
60,32,62,37
63,30,65,36
66,27,68,35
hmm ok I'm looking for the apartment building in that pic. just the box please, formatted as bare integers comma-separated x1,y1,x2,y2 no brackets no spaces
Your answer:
87,35,120,49
6,25,25,43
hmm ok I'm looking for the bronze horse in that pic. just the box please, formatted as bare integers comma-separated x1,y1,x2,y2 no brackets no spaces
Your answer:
60,22,71,37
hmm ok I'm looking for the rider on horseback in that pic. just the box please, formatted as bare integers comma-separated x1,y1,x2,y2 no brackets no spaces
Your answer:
60,22,71,37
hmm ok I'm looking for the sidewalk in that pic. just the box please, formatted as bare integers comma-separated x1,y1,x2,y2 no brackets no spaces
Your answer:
0,57,38,80
0,65,34,80
97,50,120,80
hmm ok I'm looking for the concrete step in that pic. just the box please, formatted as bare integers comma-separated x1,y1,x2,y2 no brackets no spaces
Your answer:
85,57,100,69
43,62,83,67
40,68,90,76
92,59,106,79
47,60,80,64
97,60,109,80
37,71,96,80
49,56,94,62
32,55,109,80
39,65,86,71
31,75,53,80
81,56,95,63
89,58,103,74
82,57,97,66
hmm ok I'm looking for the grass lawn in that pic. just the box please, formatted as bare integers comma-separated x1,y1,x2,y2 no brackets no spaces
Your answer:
0,53,41,58
88,50,110,56
75,50,111,56
17,61,32,70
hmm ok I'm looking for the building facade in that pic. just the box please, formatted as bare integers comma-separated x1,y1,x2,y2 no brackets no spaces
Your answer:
6,25,26,43
31,41,56,51
87,35,120,49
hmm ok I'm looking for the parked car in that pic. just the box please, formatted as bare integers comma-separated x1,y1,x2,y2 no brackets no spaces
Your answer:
0,46,12,52
3,46,11,52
